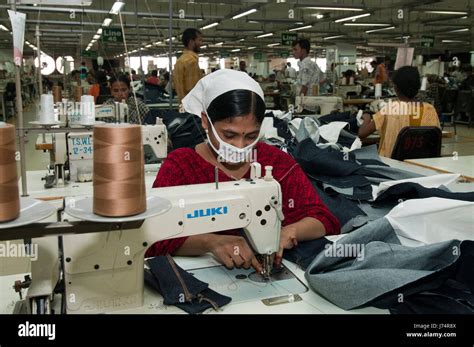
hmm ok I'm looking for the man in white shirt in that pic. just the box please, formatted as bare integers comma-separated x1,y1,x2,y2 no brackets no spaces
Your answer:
292,38,323,96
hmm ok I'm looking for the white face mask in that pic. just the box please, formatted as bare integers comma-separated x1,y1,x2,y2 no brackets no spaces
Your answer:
205,114,260,164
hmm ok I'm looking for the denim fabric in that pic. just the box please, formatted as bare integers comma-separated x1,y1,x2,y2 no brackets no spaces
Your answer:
305,217,471,311
358,202,393,221
295,139,420,196
145,256,231,314
312,182,369,233
375,241,474,314
283,237,333,270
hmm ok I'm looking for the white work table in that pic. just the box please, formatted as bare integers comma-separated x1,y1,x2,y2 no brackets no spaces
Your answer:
404,155,474,182
2,158,473,315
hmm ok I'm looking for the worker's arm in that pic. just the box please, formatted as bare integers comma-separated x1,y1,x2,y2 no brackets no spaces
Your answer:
358,113,376,138
276,217,326,262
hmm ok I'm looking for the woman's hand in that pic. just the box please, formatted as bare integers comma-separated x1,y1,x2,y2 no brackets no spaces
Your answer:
275,226,298,266
207,234,263,273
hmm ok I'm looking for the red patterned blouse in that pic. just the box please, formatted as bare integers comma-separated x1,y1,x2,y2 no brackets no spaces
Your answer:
145,142,340,257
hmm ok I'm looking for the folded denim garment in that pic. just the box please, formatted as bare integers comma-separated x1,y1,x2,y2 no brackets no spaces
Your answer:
145,255,231,314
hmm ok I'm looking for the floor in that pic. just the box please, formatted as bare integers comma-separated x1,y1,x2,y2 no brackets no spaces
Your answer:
6,98,474,174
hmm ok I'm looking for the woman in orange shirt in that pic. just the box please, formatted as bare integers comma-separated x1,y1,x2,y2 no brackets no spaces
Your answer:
358,66,440,157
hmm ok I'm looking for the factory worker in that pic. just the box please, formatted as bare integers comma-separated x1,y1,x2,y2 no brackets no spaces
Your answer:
146,69,340,272
104,74,150,124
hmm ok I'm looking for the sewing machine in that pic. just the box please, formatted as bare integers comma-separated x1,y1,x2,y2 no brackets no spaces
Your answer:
335,84,362,98
295,96,343,116
37,123,167,187
67,123,167,183
10,164,282,314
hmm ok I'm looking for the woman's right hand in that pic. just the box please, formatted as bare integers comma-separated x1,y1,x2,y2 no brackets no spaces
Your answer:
207,234,263,273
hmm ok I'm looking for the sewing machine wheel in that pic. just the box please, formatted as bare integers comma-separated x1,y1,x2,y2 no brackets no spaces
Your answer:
30,296,51,314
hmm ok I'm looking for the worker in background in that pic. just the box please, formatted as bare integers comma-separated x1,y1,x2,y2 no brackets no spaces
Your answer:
292,38,323,96
358,66,440,157
239,60,248,74
173,28,204,102
325,63,338,85
373,56,390,85
285,62,297,80
130,69,139,81
145,69,340,269
88,70,110,103
103,74,150,124
146,70,160,85
460,65,474,90
79,62,88,80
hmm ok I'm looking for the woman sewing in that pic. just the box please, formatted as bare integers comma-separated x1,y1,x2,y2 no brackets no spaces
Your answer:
146,70,340,272
103,74,150,124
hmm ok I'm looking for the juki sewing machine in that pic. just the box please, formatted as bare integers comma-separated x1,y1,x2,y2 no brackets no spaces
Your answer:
294,96,343,116
38,121,167,187
4,164,283,314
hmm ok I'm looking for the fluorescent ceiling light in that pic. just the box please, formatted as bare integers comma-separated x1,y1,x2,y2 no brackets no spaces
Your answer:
93,34,100,39
289,25,312,32
97,28,103,34
165,37,176,42
267,43,280,47
311,14,325,19
102,18,112,27
461,16,468,19
442,40,467,43
201,22,219,30
256,33,273,38
201,45,207,49
231,48,241,52
145,44,152,48
215,42,224,46
365,26,395,33
448,28,469,33
110,1,125,15
344,23,391,27
424,11,468,15
300,6,364,11
239,38,245,41
335,13,371,23
248,46,256,50
323,35,344,40
247,20,260,24
232,9,258,20
154,41,162,45
0,25,9,31
18,0,91,4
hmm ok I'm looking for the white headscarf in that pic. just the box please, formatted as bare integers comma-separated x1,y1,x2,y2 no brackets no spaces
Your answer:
182,69,265,117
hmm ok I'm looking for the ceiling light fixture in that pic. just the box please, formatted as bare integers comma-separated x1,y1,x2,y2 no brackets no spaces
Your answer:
424,11,468,15
232,9,258,20
109,1,125,15
102,18,112,27
334,13,371,23
289,25,312,32
256,33,273,38
201,22,219,30
323,35,344,40
365,26,395,33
